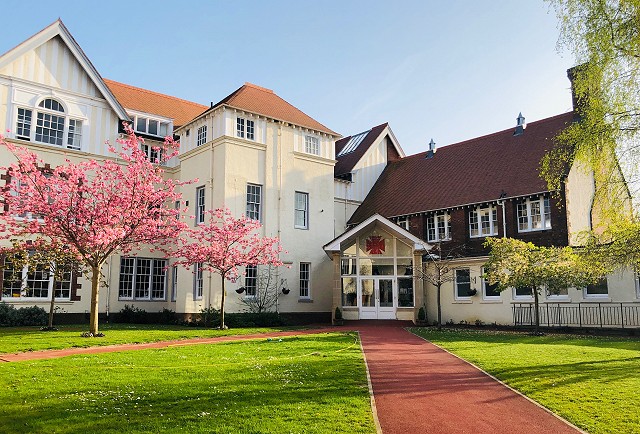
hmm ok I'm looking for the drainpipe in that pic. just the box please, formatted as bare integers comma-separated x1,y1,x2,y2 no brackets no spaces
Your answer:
497,192,508,237
208,115,214,308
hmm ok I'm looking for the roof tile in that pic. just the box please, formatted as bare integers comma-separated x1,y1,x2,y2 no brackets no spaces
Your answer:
349,112,574,224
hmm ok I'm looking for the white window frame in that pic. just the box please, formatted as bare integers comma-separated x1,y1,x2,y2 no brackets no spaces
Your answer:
197,125,208,146
294,191,309,229
237,117,255,140
513,286,534,300
517,196,552,233
118,256,167,301
427,212,451,242
1,259,73,301
584,278,609,299
171,265,178,302
194,263,203,300
246,184,262,221
469,206,498,238
15,99,84,151
396,216,409,230
196,186,206,225
454,268,472,300
481,267,501,300
130,114,171,138
299,262,311,299
546,286,569,299
304,135,320,155
244,265,257,297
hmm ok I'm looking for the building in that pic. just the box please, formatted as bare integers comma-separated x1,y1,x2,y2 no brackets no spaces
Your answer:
0,20,638,328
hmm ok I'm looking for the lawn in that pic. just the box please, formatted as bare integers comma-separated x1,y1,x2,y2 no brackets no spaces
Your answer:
0,332,375,434
0,323,299,354
411,327,640,434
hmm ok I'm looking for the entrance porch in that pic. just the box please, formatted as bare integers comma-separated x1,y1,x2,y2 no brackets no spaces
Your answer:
324,214,429,322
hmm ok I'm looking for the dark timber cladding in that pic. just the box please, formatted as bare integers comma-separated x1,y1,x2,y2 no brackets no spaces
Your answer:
349,112,574,223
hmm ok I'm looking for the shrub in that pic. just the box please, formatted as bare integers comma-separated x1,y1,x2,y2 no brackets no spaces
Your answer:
334,306,343,320
418,307,426,321
116,304,148,324
0,303,47,326
159,308,178,325
225,312,287,328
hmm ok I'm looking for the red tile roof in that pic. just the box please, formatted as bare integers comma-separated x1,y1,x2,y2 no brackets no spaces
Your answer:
348,112,574,224
208,82,338,136
335,123,388,177
104,79,209,128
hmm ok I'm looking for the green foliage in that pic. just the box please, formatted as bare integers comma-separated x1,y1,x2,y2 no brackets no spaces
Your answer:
411,327,640,434
0,302,47,327
545,0,640,220
158,308,178,325
116,305,148,324
483,238,604,293
0,333,375,433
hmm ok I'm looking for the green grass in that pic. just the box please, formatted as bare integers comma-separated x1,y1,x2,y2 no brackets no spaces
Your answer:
410,327,640,434
0,332,375,433
0,323,300,354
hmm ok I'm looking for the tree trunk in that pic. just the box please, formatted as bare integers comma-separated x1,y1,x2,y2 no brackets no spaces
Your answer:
48,289,56,328
533,286,540,335
219,276,226,329
436,283,442,330
89,264,102,335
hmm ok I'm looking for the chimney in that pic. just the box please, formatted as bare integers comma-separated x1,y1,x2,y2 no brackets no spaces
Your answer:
513,112,526,136
567,63,588,120
426,138,436,158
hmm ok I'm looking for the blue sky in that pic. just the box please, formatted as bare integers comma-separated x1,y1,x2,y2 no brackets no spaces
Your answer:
4,1,575,156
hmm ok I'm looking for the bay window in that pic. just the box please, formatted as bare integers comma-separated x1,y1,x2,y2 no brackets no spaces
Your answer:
16,98,83,150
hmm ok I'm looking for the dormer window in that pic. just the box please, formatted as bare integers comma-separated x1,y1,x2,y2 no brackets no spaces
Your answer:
469,206,498,238
130,114,170,138
237,117,255,140
517,196,551,232
427,212,451,242
305,135,320,155
16,98,83,150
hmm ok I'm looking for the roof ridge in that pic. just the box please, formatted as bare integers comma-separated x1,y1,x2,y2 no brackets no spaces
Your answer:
243,82,274,93
399,111,573,161
104,78,208,109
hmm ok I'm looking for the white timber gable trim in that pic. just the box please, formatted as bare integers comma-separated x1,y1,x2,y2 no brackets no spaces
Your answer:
0,20,129,121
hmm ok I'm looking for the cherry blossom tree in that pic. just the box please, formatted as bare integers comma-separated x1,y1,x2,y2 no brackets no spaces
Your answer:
173,209,284,329
0,125,190,335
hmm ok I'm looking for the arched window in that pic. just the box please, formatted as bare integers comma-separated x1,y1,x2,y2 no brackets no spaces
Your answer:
15,98,82,150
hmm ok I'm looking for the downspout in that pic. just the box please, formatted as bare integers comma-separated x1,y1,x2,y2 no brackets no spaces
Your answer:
276,122,283,314
208,116,214,308
498,199,507,237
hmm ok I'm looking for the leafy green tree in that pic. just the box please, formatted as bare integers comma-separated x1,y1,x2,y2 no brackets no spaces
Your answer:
544,0,639,219
483,238,605,334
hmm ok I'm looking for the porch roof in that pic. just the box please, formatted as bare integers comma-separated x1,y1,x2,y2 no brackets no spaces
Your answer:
323,213,430,258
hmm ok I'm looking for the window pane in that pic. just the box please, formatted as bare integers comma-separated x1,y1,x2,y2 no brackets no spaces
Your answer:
152,259,166,299
245,265,257,296
36,112,65,146
246,184,262,221
515,286,532,297
196,187,206,224
247,120,255,140
159,122,169,137
136,117,147,133
299,262,310,298
135,258,151,299
197,125,207,146
483,278,501,298
455,269,471,298
586,278,608,296
67,119,82,150
119,257,135,299
531,201,542,229
517,203,529,231
237,118,245,138
341,277,357,306
398,278,414,307
544,197,551,228
148,120,158,135
469,210,479,237
359,258,394,276
305,136,319,155
361,279,374,307
17,108,32,140
341,258,356,276
397,258,413,276
294,192,308,228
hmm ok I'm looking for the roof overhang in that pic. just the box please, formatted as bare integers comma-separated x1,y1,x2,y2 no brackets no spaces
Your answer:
323,213,430,258
0,20,130,121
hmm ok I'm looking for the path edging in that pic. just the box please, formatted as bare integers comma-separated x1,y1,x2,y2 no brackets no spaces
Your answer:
407,327,588,434
357,331,383,434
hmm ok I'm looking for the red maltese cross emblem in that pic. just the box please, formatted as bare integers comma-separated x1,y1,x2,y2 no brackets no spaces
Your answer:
365,236,385,254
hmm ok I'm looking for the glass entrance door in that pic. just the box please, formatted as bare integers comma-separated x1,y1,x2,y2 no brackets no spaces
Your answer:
359,278,396,320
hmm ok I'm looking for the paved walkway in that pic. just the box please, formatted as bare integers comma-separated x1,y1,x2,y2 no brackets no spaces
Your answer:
0,322,582,433
356,321,582,434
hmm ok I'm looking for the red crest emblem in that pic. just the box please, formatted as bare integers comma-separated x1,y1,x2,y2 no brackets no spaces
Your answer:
365,236,385,255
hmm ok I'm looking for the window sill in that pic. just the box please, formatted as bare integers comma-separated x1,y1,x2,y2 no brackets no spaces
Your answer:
342,306,358,310
480,299,502,304
545,298,572,303
397,306,415,309
453,299,473,304
298,298,313,303
517,228,552,233
581,297,612,303
469,234,498,239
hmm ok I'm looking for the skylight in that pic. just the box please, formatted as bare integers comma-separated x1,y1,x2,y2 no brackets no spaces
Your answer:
337,130,370,157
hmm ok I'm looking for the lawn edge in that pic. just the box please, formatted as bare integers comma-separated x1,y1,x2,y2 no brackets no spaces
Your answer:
357,331,383,434
406,327,588,434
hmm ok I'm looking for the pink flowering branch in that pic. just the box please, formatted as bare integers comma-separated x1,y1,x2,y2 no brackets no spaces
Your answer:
172,208,284,329
0,124,194,334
